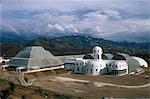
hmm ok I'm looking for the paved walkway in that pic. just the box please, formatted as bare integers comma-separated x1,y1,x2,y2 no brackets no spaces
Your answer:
54,77,90,83
93,82,150,89
19,73,36,86
51,76,150,89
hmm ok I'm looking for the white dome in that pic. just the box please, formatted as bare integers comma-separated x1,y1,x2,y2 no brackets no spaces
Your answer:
112,60,128,66
93,46,103,54
132,56,148,67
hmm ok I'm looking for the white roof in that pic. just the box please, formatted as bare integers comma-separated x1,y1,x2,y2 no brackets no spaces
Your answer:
65,58,83,63
87,60,106,66
112,60,128,66
16,66,26,70
1,65,9,68
132,56,148,67
93,46,103,54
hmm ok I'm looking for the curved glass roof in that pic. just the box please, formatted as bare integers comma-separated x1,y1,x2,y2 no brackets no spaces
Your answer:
112,53,141,73
83,54,94,59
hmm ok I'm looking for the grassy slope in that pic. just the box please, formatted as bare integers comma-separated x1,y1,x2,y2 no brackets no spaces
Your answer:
0,78,77,99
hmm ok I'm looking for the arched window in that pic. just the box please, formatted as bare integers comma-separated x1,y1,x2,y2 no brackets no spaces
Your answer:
107,68,109,72
83,55,94,59
97,55,99,59
2,61,5,63
77,67,79,71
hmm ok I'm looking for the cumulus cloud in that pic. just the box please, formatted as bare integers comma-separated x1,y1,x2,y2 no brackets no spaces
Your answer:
1,0,150,42
104,9,121,19
83,11,108,21
65,24,79,33
95,26,103,33
54,24,64,31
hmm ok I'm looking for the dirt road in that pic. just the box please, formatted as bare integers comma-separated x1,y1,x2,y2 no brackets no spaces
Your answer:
52,76,150,88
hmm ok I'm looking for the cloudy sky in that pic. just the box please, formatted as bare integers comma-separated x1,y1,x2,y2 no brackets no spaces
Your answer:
1,0,150,42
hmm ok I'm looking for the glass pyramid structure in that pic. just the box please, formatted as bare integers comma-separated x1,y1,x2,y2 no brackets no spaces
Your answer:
7,46,63,70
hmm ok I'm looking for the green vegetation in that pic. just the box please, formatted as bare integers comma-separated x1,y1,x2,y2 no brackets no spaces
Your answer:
0,79,16,99
33,86,76,99
0,78,10,84
0,79,77,99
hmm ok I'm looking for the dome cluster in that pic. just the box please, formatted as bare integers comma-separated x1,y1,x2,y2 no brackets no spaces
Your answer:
64,46,148,76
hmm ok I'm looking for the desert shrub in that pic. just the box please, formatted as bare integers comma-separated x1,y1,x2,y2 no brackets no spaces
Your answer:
0,82,16,99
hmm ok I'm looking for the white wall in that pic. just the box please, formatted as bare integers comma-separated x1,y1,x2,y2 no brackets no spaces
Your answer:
85,60,106,75
111,61,128,75
64,63,75,70
74,60,85,74
111,61,128,70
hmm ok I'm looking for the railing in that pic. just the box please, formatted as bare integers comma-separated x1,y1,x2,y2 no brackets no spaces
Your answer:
25,65,64,73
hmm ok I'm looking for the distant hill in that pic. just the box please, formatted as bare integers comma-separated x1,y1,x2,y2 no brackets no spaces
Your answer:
1,36,149,58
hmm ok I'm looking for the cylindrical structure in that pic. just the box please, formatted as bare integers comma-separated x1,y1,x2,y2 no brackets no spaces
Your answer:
85,60,106,75
93,46,103,60
111,60,128,75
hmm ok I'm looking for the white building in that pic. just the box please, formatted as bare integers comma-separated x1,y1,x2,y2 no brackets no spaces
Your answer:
0,56,10,63
64,46,148,76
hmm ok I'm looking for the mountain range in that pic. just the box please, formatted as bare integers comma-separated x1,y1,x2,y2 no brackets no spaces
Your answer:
1,35,149,59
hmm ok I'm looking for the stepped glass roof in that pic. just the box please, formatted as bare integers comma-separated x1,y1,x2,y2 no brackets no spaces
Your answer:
7,46,63,69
